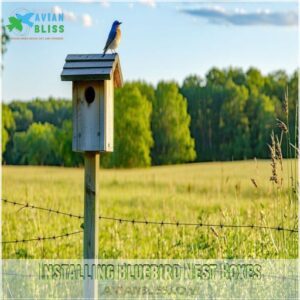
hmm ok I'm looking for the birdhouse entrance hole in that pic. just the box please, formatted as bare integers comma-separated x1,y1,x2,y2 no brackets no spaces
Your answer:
85,86,95,104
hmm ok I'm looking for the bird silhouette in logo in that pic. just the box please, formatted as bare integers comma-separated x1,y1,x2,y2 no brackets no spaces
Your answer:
6,16,23,32
102,20,122,57
16,13,34,27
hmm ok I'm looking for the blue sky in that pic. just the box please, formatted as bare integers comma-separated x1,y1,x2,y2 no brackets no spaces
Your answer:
2,1,298,102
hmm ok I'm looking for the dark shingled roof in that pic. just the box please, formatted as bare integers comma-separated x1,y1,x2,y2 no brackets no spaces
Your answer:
61,53,123,87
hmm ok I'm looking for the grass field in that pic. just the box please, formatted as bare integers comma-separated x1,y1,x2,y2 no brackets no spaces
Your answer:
2,160,298,259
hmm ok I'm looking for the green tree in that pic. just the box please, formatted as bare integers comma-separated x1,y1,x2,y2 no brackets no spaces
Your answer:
287,70,298,155
244,69,276,158
152,81,196,165
131,81,155,103
9,102,33,132
55,120,83,166
219,80,251,159
181,75,208,161
265,70,288,101
227,68,247,86
27,98,72,127
2,105,15,155
13,123,58,165
203,69,230,160
104,83,153,168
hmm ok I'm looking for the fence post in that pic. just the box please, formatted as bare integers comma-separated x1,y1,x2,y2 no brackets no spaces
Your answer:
84,152,99,299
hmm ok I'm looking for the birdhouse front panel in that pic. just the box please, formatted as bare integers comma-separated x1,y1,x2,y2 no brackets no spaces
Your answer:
72,81,113,152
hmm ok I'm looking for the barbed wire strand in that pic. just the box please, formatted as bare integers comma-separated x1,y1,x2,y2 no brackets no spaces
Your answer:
1,230,82,244
2,199,298,234
3,199,83,219
99,215,298,233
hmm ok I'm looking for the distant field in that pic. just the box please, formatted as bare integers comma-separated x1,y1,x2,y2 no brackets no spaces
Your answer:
2,160,298,259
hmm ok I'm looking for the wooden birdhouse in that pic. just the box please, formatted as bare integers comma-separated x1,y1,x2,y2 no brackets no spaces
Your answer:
61,53,123,152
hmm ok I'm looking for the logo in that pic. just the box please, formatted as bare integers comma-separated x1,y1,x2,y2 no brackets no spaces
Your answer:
6,8,64,40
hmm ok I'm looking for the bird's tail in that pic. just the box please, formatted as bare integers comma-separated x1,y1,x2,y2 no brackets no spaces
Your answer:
6,24,13,32
102,49,107,57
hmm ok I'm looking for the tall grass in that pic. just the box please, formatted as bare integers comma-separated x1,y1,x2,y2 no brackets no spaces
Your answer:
2,159,297,259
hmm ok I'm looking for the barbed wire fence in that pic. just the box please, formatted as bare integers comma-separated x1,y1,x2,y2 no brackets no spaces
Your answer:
1,198,298,245
1,230,82,244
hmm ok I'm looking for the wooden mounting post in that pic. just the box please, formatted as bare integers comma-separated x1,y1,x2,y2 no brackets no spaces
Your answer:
84,152,99,299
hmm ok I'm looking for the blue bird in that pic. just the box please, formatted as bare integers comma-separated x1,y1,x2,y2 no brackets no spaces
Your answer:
16,13,34,27
102,20,122,57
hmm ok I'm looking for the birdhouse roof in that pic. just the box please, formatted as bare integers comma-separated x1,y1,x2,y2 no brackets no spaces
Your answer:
61,53,123,87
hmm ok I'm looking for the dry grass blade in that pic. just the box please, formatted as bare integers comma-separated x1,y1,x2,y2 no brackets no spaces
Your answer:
210,226,219,238
283,88,289,118
251,178,258,188
289,143,299,156
276,119,288,133
269,132,278,184
275,136,283,172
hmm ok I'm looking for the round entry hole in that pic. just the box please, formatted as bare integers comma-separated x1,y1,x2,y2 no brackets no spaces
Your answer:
85,86,95,104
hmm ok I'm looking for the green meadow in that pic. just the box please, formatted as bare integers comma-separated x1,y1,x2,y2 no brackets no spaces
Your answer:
2,160,298,259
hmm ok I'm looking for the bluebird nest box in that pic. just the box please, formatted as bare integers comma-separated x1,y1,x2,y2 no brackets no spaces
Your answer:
61,54,123,152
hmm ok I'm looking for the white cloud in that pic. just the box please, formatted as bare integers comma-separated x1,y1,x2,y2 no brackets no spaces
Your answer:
52,5,63,15
82,14,93,27
183,6,298,27
211,5,225,13
52,5,95,28
100,0,110,8
52,6,76,22
234,8,246,15
140,0,156,8
65,11,77,22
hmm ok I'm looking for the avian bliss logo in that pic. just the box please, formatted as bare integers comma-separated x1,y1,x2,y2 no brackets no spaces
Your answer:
6,8,64,38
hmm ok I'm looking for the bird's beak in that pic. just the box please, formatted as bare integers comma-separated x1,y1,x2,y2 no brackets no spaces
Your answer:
119,22,122,25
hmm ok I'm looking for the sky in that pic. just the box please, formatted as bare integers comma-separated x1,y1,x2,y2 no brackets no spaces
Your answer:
2,1,298,102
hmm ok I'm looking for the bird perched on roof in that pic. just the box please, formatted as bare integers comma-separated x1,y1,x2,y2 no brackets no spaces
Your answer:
102,20,122,57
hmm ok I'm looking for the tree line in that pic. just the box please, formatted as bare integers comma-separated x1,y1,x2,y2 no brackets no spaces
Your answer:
2,67,298,168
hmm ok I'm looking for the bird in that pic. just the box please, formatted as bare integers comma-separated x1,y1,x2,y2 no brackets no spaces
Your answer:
16,13,34,27
102,20,122,57
6,16,23,32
